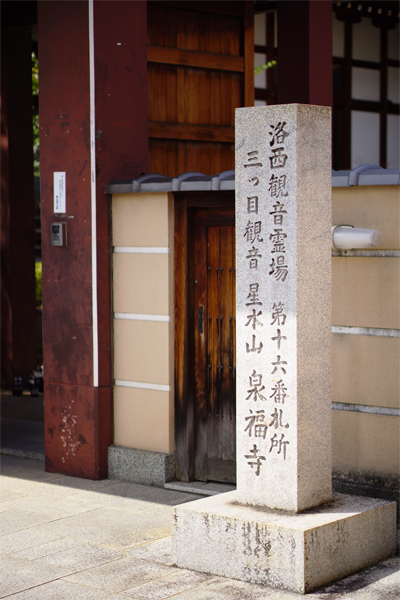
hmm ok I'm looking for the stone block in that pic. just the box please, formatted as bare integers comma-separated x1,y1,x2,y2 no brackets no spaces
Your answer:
235,104,332,511
108,445,175,487
172,491,396,594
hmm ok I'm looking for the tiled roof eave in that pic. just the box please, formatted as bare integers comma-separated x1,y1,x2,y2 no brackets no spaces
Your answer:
106,165,400,194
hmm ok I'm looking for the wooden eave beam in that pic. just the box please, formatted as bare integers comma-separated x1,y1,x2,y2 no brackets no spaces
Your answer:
149,122,234,143
147,46,245,73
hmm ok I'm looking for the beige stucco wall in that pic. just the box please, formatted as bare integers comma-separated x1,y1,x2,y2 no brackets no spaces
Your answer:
332,185,399,249
332,334,399,409
332,258,399,329
111,185,399,485
112,192,174,454
113,254,170,315
332,411,399,483
113,386,173,453
331,185,399,484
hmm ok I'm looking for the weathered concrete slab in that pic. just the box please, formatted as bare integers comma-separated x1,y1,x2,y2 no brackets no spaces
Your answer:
0,553,72,597
0,508,54,536
64,556,177,594
125,536,175,565
1,578,124,599
32,542,123,575
34,506,173,548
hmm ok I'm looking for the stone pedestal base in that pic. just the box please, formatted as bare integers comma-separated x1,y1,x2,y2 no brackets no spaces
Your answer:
172,491,396,594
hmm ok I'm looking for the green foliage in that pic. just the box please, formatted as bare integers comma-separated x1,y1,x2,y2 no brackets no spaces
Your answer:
32,52,40,178
32,52,38,95
254,60,277,75
35,261,42,308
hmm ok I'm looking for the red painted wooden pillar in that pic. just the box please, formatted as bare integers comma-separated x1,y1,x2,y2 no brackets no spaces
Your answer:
38,0,148,479
277,0,333,108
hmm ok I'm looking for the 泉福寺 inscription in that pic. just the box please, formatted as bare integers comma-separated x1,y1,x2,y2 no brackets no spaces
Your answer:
236,104,332,511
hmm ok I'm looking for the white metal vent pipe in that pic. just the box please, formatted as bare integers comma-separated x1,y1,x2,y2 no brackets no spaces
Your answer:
332,226,381,250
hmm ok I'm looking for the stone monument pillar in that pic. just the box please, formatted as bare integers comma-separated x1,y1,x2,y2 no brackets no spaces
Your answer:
236,104,332,511
172,105,396,594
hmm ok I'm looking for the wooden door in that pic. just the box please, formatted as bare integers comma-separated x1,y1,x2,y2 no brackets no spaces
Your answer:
193,208,236,483
147,1,254,176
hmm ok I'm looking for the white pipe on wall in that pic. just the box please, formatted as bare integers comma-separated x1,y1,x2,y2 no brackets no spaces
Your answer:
332,226,381,250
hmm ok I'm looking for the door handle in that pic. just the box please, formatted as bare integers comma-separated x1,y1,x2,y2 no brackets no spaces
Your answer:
197,306,204,334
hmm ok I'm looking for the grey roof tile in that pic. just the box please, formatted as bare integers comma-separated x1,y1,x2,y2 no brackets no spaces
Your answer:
106,166,399,194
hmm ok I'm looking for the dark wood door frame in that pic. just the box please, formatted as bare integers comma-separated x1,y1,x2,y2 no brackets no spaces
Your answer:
174,191,235,482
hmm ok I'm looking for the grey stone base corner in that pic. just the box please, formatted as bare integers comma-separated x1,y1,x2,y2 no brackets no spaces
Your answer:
172,491,397,594
108,445,175,487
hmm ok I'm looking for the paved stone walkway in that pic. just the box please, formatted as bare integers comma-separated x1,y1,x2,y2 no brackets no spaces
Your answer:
0,455,399,599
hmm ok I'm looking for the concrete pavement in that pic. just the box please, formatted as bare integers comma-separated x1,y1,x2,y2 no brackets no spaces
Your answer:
0,454,399,599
